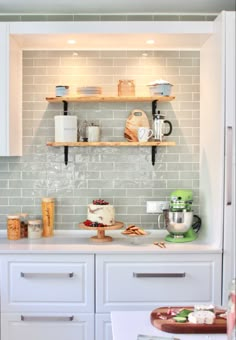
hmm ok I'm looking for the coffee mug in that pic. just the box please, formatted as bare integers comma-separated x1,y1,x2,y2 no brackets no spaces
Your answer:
138,127,153,142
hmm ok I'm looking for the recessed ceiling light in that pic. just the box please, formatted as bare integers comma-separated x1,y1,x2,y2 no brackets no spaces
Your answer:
146,39,155,44
67,39,76,44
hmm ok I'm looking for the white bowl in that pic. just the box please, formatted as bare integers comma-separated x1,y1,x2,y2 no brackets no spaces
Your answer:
122,231,151,245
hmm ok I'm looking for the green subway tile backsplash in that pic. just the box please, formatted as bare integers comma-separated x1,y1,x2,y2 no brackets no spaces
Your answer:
0,50,200,229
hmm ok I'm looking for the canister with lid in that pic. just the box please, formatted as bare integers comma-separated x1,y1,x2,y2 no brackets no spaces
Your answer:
55,85,69,97
118,80,135,97
28,220,42,239
7,215,21,240
42,197,55,237
54,115,78,142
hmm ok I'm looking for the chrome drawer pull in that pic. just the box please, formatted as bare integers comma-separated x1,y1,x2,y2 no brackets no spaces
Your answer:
133,272,186,278
21,315,74,322
20,272,74,278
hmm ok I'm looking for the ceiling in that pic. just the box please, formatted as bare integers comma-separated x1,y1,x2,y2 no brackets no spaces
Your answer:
0,0,235,15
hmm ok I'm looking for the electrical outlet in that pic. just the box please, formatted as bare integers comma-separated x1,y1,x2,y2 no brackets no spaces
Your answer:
146,201,169,213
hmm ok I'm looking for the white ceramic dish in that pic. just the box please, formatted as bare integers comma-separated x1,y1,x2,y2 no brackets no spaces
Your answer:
121,231,151,245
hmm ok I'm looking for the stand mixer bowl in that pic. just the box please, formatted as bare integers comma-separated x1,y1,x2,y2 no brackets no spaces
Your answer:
163,210,193,238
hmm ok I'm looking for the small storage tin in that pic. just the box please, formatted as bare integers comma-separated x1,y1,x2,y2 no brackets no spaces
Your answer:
55,85,69,97
7,215,21,240
28,220,42,239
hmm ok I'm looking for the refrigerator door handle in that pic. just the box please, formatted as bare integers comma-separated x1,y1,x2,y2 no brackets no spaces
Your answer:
226,126,233,206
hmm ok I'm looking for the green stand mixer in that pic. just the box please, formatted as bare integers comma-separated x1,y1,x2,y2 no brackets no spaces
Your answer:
163,190,201,243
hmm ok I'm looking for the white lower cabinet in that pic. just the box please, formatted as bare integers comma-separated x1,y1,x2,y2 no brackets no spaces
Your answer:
96,253,222,312
95,253,222,339
95,314,113,340
0,254,95,340
2,313,94,340
0,252,222,340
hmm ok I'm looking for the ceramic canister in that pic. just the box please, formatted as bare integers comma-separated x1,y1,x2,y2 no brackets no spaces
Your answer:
54,116,77,142
87,125,100,142
55,85,69,97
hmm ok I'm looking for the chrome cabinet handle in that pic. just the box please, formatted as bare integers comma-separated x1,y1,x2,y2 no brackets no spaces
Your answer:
21,315,74,322
133,272,186,278
20,272,74,278
226,126,233,206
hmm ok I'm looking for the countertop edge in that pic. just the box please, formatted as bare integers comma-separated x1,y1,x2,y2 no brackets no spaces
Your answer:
0,230,223,254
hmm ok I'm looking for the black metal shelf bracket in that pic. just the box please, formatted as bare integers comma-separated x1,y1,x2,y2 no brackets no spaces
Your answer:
63,100,69,165
151,146,157,166
151,99,158,166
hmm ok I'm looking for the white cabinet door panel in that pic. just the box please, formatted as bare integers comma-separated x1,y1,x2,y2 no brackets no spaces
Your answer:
0,23,22,156
96,314,113,340
96,254,222,312
1,255,94,313
2,313,94,340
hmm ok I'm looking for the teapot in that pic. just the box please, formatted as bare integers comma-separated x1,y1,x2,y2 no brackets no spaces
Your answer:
152,100,172,141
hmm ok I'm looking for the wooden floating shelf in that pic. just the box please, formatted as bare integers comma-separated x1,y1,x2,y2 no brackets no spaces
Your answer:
46,95,175,103
46,141,176,147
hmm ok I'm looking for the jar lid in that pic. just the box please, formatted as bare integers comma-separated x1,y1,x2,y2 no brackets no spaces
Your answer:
118,79,134,83
56,85,69,89
42,197,55,202
7,215,20,219
28,220,42,225
20,213,28,218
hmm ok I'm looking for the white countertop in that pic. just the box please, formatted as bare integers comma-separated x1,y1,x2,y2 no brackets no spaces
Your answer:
111,311,227,340
0,230,222,254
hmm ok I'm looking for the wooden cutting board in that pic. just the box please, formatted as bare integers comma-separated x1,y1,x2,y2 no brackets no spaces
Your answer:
124,109,150,141
150,306,227,334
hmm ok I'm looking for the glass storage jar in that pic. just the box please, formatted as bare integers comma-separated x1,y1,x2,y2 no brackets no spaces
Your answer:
28,220,42,239
42,197,55,237
20,213,28,238
227,278,236,339
7,215,21,240
118,80,135,97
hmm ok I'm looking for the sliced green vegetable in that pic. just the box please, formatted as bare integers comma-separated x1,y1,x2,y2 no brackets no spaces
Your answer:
176,309,192,318
173,316,187,323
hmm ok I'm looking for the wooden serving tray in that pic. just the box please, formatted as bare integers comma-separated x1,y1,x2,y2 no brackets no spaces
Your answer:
150,306,227,334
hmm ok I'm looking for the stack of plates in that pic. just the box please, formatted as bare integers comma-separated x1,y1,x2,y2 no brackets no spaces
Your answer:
77,86,102,96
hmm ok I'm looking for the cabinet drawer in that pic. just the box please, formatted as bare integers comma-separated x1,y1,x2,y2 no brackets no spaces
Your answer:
1,254,94,312
2,313,94,340
96,254,222,312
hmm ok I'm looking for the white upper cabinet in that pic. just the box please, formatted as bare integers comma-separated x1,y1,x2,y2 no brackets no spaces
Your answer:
200,11,235,247
0,22,22,156
9,20,213,50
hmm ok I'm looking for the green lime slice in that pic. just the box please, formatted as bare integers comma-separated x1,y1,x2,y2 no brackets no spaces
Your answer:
176,309,192,318
173,316,187,323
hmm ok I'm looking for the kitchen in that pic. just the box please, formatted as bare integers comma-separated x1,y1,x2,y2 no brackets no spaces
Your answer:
0,1,235,339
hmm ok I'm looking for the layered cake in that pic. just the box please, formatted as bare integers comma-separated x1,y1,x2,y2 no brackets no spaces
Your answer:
87,199,115,226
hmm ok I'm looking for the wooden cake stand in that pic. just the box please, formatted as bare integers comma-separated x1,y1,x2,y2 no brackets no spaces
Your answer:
79,221,124,242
